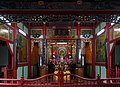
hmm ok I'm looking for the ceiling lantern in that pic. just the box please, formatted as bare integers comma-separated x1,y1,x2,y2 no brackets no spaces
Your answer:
38,1,44,6
77,0,83,5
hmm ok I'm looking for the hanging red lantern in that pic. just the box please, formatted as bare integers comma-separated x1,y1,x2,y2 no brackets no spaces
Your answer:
53,51,56,55
68,51,71,55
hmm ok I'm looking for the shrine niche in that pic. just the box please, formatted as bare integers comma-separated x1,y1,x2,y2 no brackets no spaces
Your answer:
51,44,72,65
52,45,71,59
46,40,76,61
0,25,13,41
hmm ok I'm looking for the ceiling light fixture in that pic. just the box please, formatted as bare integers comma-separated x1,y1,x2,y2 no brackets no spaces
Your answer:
56,42,67,45
19,29,26,36
97,29,105,36
77,0,83,5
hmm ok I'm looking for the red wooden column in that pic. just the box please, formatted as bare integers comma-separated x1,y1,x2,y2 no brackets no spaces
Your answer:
92,28,95,78
12,22,18,79
28,23,31,78
4,67,7,79
106,22,110,78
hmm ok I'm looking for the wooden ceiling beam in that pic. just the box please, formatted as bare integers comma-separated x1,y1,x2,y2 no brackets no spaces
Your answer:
0,10,120,15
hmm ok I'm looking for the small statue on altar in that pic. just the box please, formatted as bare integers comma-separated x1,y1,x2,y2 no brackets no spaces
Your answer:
60,53,64,63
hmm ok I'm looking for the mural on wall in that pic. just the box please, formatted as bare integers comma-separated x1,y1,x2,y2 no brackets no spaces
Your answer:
0,25,8,40
96,32,106,63
0,25,13,41
17,34,28,63
113,24,120,39
110,27,113,40
9,28,13,41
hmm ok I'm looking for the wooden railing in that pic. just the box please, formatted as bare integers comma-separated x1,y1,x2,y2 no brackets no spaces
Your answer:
24,73,59,87
4,67,13,79
110,67,120,78
0,71,120,87
0,78,21,87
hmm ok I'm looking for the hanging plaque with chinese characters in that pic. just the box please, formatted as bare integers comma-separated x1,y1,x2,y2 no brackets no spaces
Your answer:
55,28,69,36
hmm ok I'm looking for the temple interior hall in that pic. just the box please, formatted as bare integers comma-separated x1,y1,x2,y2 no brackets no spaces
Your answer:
0,0,120,87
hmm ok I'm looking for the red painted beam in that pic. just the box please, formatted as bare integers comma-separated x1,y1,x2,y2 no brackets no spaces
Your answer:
18,63,28,67
46,38,78,40
0,10,120,15
95,63,106,66
106,22,110,78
